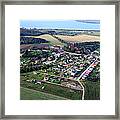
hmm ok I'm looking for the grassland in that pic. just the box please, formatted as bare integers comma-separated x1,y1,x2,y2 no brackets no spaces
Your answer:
55,34,100,43
82,80,100,100
21,80,82,100
20,87,67,100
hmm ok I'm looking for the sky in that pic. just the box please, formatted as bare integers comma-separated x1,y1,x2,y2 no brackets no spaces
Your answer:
20,20,100,30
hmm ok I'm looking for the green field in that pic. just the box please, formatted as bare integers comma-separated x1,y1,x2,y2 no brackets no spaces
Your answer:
20,71,82,100
20,80,82,100
83,80,100,100
20,87,67,100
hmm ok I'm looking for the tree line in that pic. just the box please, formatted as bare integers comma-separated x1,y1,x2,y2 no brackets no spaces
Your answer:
20,37,49,44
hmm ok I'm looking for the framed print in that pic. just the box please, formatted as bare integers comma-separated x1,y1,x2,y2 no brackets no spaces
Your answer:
0,0,119,119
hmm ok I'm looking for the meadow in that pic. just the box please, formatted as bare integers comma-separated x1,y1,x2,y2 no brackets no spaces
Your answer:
20,87,67,100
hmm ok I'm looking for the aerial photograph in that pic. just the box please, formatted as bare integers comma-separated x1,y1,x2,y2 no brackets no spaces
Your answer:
20,20,100,100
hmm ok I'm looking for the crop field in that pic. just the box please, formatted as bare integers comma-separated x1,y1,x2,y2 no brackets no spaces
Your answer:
20,87,67,100
20,44,32,49
55,34,100,42
34,34,64,46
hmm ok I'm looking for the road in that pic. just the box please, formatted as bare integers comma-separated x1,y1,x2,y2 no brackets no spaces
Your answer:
78,81,85,100
76,59,99,81
65,51,81,56
75,59,99,100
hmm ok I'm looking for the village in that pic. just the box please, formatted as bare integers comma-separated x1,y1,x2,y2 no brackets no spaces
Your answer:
20,26,100,100
20,43,100,94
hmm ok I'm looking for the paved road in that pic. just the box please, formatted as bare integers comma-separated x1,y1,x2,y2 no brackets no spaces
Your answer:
65,51,81,56
75,59,99,100
76,59,99,81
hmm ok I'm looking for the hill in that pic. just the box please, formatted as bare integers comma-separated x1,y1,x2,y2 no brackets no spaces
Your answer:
55,34,100,43
34,34,64,46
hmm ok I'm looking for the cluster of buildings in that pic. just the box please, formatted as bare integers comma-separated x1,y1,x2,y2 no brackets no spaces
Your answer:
20,41,100,90
26,73,83,91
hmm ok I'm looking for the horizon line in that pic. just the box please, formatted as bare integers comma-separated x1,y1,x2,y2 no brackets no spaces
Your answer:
20,27,100,31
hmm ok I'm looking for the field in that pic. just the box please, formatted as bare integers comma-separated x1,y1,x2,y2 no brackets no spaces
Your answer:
83,80,100,100
55,34,100,42
34,34,64,46
20,87,67,100
21,80,82,100
21,34,100,48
